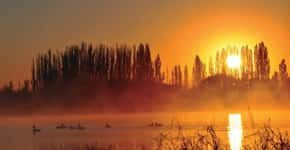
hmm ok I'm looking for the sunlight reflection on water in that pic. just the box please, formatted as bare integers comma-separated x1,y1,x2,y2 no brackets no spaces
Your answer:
228,113,243,150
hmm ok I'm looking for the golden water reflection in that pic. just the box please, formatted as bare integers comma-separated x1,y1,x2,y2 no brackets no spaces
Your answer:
228,113,243,150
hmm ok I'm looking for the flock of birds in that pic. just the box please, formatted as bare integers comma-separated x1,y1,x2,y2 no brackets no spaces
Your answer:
32,123,98,134
32,122,164,134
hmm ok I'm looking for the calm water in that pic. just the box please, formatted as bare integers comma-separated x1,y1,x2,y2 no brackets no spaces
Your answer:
0,111,289,150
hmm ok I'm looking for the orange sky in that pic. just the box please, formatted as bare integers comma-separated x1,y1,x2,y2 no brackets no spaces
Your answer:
0,0,289,86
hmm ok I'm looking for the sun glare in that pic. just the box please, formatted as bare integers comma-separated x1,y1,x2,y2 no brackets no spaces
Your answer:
228,114,243,150
226,55,241,69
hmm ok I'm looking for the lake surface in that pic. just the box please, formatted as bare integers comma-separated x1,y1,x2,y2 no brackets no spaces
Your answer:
0,111,289,150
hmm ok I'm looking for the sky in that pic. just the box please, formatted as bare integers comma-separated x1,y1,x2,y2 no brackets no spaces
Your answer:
0,0,289,86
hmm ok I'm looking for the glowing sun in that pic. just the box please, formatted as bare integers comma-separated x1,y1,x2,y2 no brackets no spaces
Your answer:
226,55,241,69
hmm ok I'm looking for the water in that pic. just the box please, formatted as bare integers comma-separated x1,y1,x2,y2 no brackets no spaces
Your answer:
228,114,243,150
0,111,289,150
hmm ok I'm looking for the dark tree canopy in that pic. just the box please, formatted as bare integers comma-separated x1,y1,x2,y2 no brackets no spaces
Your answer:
30,43,162,91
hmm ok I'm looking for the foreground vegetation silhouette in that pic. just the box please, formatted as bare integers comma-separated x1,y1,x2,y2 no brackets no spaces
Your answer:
39,124,290,150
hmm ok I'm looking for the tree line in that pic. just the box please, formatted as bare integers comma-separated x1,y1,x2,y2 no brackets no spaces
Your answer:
30,43,164,92
1,41,289,94
190,42,287,86
0,41,290,113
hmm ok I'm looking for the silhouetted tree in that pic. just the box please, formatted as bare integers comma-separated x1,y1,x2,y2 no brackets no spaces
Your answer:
3,81,14,93
254,42,270,80
215,51,220,74
31,60,37,92
171,70,175,85
221,48,228,75
279,59,288,80
184,65,189,88
208,57,214,76
177,65,182,86
166,67,169,84
136,44,145,80
154,54,162,82
193,55,204,86
144,44,153,80
19,80,30,96
272,71,279,81
247,49,254,79
131,47,137,80
174,66,178,86
241,46,254,80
